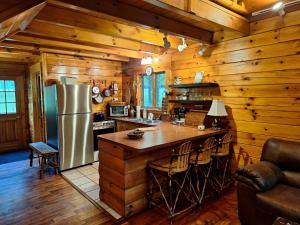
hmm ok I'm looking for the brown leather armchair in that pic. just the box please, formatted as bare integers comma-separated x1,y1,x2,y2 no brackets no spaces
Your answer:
236,138,300,225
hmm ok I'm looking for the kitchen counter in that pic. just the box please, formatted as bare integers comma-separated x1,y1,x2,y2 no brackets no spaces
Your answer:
110,116,159,127
98,120,224,152
97,121,226,217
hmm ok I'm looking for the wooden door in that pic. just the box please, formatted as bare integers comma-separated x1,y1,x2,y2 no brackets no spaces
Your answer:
0,75,27,152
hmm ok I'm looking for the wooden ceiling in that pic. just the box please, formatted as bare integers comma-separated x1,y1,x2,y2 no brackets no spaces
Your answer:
0,0,294,63
246,0,280,13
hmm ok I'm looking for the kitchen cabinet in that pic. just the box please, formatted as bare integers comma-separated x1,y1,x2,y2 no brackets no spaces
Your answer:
116,120,148,132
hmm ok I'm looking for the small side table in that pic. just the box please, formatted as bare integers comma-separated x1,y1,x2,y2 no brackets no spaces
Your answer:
29,142,59,179
273,217,300,225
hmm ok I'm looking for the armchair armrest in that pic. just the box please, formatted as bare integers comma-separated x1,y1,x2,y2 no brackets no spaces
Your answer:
236,161,283,192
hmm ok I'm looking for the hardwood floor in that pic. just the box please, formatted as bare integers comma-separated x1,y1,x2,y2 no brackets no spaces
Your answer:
0,160,240,225
0,160,112,225
121,189,240,225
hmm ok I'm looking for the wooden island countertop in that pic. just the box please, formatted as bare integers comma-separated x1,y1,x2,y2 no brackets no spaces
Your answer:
98,121,225,152
97,120,226,218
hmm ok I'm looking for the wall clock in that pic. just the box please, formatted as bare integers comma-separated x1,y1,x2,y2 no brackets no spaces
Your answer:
145,66,153,76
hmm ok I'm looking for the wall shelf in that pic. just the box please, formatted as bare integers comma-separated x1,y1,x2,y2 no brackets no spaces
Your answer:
168,83,218,88
168,100,212,104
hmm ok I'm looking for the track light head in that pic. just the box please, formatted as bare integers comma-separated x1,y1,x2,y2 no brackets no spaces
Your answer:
198,45,208,56
177,38,187,52
163,34,171,49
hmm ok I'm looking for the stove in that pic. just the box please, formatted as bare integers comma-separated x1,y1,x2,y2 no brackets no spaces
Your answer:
93,120,115,130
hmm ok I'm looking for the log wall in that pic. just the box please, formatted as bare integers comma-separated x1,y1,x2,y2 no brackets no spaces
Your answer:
124,10,300,164
43,53,123,113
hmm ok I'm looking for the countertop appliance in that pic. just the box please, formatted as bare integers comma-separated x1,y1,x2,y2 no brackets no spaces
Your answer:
109,102,128,117
93,120,115,151
44,84,94,171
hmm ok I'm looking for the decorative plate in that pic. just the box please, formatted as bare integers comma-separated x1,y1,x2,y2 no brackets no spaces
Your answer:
145,66,153,76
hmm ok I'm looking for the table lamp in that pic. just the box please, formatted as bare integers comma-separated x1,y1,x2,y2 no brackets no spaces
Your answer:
207,100,228,130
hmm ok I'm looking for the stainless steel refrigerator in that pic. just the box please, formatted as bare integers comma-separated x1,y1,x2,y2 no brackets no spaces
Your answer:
44,84,94,170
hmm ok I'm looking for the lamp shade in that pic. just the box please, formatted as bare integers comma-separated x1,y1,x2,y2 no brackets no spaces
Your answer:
207,100,228,116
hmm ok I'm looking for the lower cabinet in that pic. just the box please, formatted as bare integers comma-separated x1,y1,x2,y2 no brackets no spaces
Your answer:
116,120,148,132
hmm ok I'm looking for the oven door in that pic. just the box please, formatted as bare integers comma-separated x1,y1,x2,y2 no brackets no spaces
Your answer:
93,128,115,151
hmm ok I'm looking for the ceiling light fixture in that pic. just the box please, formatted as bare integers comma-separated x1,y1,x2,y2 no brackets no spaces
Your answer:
273,1,284,10
177,38,187,52
251,0,300,17
163,33,171,49
141,57,153,65
272,1,285,16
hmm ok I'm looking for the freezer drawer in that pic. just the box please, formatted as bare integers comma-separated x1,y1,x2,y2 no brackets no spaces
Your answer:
58,113,94,170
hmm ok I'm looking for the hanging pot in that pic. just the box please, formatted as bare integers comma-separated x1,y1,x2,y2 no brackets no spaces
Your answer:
94,93,104,104
102,88,111,97
91,80,100,99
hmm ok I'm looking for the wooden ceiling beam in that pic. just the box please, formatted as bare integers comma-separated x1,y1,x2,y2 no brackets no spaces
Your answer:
0,1,46,41
210,0,249,15
48,0,213,43
39,49,130,62
24,19,164,55
1,40,130,62
7,34,139,60
36,5,182,49
188,0,249,34
0,0,45,23
135,0,249,34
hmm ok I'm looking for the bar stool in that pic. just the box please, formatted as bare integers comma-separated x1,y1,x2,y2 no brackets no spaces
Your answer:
210,133,233,194
147,141,196,223
189,137,217,206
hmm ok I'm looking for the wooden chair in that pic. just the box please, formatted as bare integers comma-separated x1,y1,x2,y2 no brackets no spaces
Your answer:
29,142,59,179
147,141,196,224
210,133,233,194
189,137,217,206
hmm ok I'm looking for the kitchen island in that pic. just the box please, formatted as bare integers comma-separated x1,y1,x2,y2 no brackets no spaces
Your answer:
98,121,226,217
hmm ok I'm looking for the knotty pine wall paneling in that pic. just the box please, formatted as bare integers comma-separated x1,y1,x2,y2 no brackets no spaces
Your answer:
124,10,300,164
43,53,123,113
171,10,300,163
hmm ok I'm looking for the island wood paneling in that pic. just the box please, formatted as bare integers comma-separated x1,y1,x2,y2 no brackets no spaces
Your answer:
43,53,123,113
123,10,300,164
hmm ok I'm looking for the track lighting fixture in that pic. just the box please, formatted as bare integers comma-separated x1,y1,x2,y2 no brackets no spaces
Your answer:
198,45,208,56
177,38,187,52
272,1,285,16
163,33,171,49
141,57,153,65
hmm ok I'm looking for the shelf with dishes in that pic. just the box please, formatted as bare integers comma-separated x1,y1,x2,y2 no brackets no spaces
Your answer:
168,83,218,89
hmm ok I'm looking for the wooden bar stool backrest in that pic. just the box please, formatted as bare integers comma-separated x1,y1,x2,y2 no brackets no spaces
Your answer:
195,137,217,165
214,133,232,156
170,141,192,174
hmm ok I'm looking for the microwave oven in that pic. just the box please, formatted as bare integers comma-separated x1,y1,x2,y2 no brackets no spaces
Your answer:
110,104,128,117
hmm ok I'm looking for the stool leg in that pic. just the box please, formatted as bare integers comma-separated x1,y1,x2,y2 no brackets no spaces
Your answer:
53,154,59,175
29,150,33,167
40,156,45,179
147,168,154,209
199,161,213,205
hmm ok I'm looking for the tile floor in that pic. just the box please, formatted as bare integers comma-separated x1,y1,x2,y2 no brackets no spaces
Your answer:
62,162,122,220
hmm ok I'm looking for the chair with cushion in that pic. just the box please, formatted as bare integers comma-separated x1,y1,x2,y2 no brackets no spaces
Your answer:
236,138,300,225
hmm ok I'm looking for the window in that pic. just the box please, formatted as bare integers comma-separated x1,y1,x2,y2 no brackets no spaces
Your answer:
0,80,17,114
142,72,166,108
